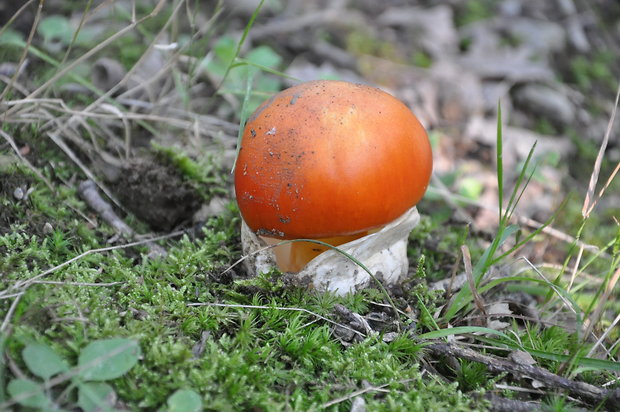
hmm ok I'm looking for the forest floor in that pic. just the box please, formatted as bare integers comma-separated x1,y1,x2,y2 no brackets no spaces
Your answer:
0,0,619,411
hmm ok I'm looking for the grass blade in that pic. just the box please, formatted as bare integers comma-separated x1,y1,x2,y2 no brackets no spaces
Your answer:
217,0,266,89
231,73,255,173
492,199,565,264
504,142,538,223
476,336,620,372
496,102,504,223
232,58,300,81
582,81,620,218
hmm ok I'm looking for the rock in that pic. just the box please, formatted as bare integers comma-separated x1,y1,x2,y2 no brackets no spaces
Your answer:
431,60,486,124
350,396,366,412
464,116,574,177
513,83,575,126
458,47,554,82
503,17,566,56
194,197,229,222
499,0,523,17
458,16,563,82
377,5,459,58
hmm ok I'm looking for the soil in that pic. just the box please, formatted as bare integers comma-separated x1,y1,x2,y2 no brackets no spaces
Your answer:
106,158,203,232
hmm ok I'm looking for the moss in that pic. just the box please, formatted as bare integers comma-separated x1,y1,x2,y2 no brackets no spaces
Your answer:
0,201,482,410
4,209,412,408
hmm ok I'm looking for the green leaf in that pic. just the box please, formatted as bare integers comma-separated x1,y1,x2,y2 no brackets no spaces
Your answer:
0,332,8,402
22,342,69,380
496,102,504,221
78,338,141,381
38,15,73,45
78,382,116,412
7,379,51,409
0,28,24,46
246,45,282,70
458,177,484,200
233,58,296,81
218,0,267,88
167,389,203,412
213,36,237,66
504,141,538,224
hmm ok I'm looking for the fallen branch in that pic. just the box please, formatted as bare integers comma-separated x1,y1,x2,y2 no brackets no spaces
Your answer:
480,393,540,412
427,342,619,408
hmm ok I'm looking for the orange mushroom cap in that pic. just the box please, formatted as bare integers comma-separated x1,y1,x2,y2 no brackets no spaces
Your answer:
234,80,432,240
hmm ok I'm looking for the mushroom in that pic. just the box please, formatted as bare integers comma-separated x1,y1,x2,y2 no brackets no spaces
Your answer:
234,80,432,276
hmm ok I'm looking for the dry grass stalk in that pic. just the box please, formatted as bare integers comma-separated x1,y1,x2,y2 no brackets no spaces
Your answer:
0,0,42,102
579,82,620,339
582,83,620,218
583,265,620,342
462,245,487,318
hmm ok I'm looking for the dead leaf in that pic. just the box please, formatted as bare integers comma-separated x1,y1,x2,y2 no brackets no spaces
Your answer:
509,350,537,366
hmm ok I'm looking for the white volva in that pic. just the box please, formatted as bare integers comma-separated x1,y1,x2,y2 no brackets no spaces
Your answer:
241,206,420,295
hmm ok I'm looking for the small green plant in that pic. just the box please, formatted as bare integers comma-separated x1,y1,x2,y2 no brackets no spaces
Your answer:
37,15,75,51
203,35,283,113
0,29,27,61
443,104,555,322
543,395,581,412
457,176,484,201
6,338,141,411
455,359,489,392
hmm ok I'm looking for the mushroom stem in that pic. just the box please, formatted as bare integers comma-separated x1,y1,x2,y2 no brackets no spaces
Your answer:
261,232,370,273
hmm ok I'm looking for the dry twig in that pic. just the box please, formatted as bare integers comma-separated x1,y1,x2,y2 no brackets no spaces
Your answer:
583,264,620,341
481,393,540,412
582,82,620,218
321,380,398,408
78,180,133,236
0,0,42,103
462,245,487,317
